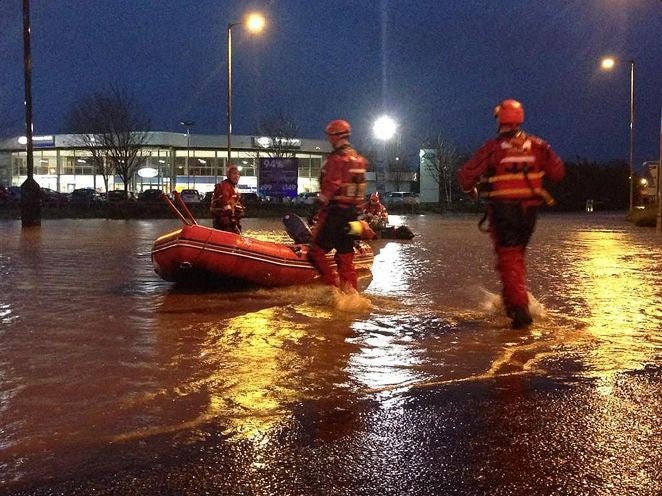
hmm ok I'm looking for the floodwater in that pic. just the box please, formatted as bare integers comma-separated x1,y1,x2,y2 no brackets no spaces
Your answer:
0,213,661,495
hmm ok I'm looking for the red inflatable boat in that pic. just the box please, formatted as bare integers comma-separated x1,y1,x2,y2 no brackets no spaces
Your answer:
151,194,374,287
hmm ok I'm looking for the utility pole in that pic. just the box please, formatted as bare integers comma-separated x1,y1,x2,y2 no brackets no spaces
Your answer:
657,103,661,232
20,0,41,227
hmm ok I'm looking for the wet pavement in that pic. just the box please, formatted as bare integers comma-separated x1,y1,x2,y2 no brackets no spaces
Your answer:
1,213,661,495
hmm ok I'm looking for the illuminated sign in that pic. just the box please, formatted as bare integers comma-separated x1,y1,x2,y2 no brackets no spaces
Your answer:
258,158,299,198
17,135,55,147
252,136,301,149
138,167,159,178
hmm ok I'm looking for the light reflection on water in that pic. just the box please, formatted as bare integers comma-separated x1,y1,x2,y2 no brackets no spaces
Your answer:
563,229,662,378
0,214,660,483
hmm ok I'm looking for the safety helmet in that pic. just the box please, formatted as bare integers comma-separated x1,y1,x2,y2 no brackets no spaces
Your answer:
370,192,379,203
325,119,351,137
493,99,524,126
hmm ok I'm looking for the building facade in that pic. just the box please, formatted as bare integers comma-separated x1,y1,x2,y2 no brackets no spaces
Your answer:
0,132,331,196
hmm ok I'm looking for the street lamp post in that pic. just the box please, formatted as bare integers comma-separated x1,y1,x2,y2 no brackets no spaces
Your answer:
657,103,662,232
20,0,41,227
601,57,635,211
180,120,194,188
227,12,265,169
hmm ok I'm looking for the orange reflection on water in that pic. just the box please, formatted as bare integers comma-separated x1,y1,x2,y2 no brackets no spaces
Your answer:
567,229,660,493
201,306,311,439
572,230,660,377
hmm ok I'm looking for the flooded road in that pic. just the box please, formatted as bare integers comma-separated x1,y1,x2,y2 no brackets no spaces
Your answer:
1,213,661,495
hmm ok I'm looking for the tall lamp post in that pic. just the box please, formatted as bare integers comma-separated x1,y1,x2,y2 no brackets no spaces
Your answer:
179,120,194,188
373,115,398,194
227,12,265,168
657,103,662,232
20,0,41,227
601,57,635,211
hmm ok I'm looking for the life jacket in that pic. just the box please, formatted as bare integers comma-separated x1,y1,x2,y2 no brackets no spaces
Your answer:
364,201,386,216
210,179,243,216
324,145,367,207
478,132,555,205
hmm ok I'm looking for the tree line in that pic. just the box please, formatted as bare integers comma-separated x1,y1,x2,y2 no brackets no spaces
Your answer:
419,135,635,211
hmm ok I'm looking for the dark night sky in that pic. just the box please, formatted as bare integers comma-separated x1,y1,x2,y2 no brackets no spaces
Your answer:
1,0,660,169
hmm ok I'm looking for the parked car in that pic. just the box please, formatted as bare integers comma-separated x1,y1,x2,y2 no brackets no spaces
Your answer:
200,191,214,205
293,192,319,205
138,189,165,203
384,192,420,205
40,187,68,206
241,192,262,205
106,190,137,202
70,188,102,206
179,189,201,203
6,186,21,203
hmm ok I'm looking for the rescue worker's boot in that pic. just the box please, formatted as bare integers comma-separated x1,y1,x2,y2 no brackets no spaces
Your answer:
309,245,339,287
335,252,358,293
507,305,533,329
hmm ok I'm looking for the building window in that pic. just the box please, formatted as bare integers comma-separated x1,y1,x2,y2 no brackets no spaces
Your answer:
237,157,255,177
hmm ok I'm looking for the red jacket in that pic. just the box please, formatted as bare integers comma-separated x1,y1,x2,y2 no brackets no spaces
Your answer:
319,143,367,207
458,130,564,206
210,179,243,217
363,201,388,219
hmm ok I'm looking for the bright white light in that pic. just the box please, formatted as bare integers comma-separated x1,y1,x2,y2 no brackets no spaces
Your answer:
256,137,272,148
138,167,159,178
601,57,615,70
245,13,265,32
373,116,397,140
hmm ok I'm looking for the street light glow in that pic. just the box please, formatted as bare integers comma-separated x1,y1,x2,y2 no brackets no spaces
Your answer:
373,115,397,141
601,57,615,70
245,13,265,33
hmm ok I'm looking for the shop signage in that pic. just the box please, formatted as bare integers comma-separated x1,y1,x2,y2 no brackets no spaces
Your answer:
258,158,298,198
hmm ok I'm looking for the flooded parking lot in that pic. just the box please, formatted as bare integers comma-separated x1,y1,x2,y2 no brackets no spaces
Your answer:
0,213,660,495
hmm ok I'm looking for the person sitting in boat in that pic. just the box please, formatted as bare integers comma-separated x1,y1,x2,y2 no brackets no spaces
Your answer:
210,165,244,234
308,119,368,293
361,192,389,231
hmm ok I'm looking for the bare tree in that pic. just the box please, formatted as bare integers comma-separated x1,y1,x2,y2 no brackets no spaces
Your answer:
66,86,151,192
256,111,299,159
421,133,462,204
75,134,115,193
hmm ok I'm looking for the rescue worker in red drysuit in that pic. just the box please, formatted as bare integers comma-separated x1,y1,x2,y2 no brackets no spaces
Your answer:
210,165,244,234
362,192,389,231
458,99,565,329
308,119,368,293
